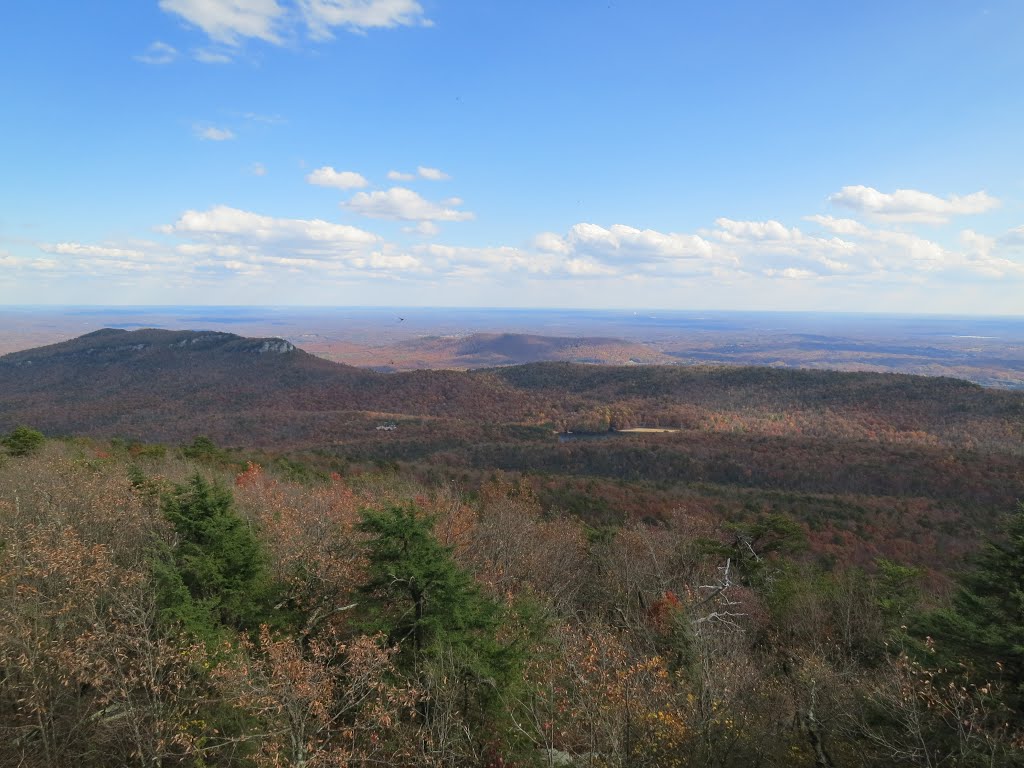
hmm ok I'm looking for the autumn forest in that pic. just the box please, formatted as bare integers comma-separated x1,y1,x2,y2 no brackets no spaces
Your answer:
1,328,1023,767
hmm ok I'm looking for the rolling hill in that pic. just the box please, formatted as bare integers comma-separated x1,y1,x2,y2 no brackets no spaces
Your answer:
3,327,1023,566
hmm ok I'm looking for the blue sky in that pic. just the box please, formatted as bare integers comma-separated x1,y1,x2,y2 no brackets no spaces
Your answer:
2,1,1023,312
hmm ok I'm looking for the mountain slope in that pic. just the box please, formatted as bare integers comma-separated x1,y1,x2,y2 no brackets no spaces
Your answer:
3,328,1024,543
0,328,529,444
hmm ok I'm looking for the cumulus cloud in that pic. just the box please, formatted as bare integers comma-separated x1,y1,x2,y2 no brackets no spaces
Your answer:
135,41,178,64
532,231,572,255
159,0,286,45
164,205,379,251
414,243,560,276
387,170,415,181
1002,225,1024,246
410,239,621,280
17,181,1023,298
702,218,861,276
300,0,430,39
195,125,236,141
156,205,433,279
764,267,817,280
545,223,715,264
28,241,180,278
712,218,801,242
803,214,870,236
828,185,1000,224
565,259,617,277
418,165,450,181
40,243,146,259
343,187,474,222
958,229,1024,278
350,251,423,270
306,166,369,189
0,251,19,267
404,221,439,236
800,213,1024,278
523,223,722,279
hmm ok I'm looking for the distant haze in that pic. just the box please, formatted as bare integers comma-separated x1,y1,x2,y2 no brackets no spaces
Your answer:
3,307,1022,388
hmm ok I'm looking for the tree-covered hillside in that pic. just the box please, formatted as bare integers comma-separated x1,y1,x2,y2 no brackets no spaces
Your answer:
2,434,1022,767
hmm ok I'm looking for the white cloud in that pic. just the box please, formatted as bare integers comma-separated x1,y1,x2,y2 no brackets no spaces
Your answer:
764,267,816,280
165,205,380,251
15,182,1023,302
160,0,432,49
703,218,861,276
27,241,182,278
135,41,178,64
803,214,870,236
306,166,369,189
559,223,716,265
418,165,450,181
410,240,621,280
0,251,29,271
958,229,1024,278
195,49,233,63
40,243,146,259
387,170,414,181
828,185,1000,224
195,125,236,141
251,162,267,176
300,0,430,39
565,258,616,276
177,243,244,257
1002,225,1024,245
507,222,725,279
344,187,474,222
157,206,434,279
404,221,439,236
533,231,572,255
802,214,1024,278
350,251,423,270
713,218,801,241
159,0,286,45
415,243,558,275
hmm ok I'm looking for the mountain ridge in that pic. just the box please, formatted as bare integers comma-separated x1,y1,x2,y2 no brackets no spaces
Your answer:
1,327,300,364
2,328,1021,457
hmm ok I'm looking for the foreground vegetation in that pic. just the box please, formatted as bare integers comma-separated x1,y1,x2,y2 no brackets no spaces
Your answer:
2,434,1022,767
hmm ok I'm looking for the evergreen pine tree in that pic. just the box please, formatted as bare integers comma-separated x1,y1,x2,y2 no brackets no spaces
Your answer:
1,425,45,457
357,504,521,722
926,502,1024,720
155,474,272,640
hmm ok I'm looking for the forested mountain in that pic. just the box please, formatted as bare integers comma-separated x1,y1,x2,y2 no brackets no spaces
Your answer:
2,331,1024,765
3,328,1021,448
0,328,530,440
3,327,1022,575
